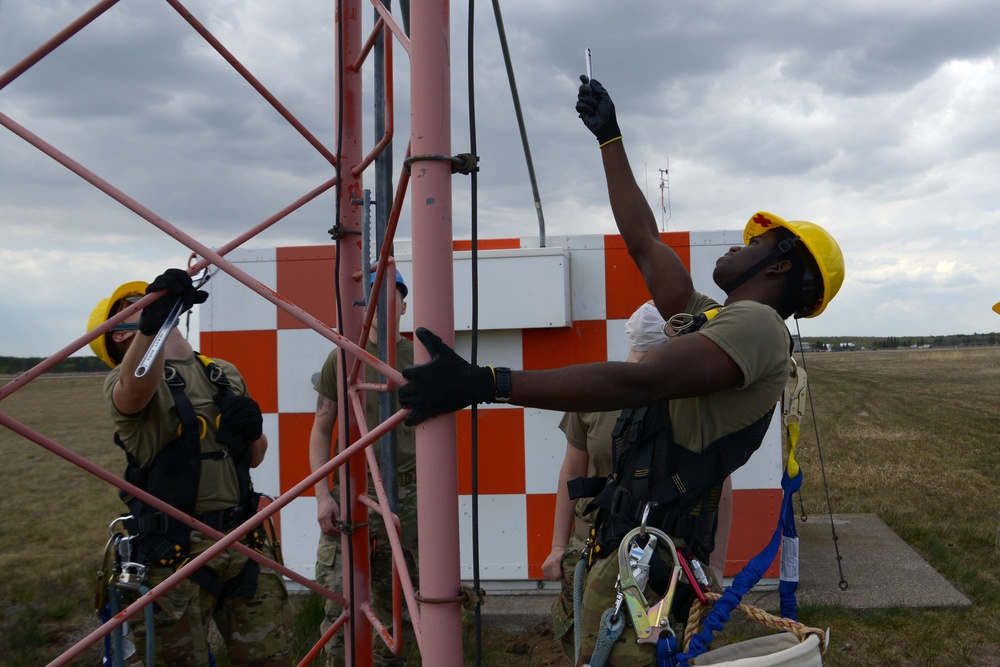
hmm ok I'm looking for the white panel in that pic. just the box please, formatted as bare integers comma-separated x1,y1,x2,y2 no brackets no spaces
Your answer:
395,248,571,332
454,330,523,370
278,328,338,413
688,230,743,306
731,406,783,490
458,494,527,579
605,319,629,362
202,247,277,332
279,496,321,581
689,230,745,248
522,408,566,495
561,235,609,322
253,413,281,497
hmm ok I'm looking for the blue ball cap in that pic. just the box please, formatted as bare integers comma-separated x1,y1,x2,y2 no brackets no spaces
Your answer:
370,268,408,299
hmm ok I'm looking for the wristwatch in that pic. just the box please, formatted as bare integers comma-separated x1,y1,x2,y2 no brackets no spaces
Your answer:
494,367,512,403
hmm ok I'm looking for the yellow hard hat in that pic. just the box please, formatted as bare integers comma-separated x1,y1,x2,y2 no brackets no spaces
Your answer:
87,281,148,368
744,212,845,318
993,302,1000,316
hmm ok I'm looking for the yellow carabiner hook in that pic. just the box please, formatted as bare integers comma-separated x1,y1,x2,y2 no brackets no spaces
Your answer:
616,525,682,643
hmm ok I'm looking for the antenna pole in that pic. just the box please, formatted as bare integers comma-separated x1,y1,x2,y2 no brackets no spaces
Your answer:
659,160,671,231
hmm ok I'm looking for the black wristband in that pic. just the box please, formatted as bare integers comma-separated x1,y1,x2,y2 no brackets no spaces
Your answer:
494,367,512,403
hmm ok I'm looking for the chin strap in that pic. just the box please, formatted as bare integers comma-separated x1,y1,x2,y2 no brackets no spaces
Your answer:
721,235,800,296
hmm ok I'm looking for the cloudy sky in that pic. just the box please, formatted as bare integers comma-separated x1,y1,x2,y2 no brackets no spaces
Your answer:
2,0,1000,358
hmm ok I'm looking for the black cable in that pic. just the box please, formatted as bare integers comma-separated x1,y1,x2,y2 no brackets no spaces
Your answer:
467,1,484,664
490,0,546,245
793,320,849,591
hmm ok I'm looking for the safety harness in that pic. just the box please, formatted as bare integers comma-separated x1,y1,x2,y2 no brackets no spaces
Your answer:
115,354,264,599
572,403,773,568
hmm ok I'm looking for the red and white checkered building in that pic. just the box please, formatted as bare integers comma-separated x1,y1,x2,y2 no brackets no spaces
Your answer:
200,230,783,589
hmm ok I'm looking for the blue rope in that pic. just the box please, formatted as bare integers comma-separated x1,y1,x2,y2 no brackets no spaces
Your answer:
779,475,800,621
656,634,679,667
675,468,803,665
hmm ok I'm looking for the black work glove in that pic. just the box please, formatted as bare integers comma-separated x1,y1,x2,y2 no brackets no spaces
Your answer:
575,75,621,146
397,328,496,426
138,268,209,335
218,394,264,442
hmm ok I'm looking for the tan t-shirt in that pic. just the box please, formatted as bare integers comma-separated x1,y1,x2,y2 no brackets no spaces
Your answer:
105,354,247,512
560,410,620,539
669,292,791,453
314,337,416,477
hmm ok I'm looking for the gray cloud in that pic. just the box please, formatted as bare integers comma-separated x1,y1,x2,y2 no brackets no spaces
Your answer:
2,0,1000,356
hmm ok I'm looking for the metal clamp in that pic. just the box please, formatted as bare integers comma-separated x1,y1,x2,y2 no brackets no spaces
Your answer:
403,152,479,175
116,561,148,592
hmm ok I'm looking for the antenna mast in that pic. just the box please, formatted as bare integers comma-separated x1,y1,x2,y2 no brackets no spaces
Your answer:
659,158,672,231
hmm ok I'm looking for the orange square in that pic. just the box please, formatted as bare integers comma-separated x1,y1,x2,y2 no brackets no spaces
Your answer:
279,412,320,495
456,409,524,495
453,238,520,251
526,493,557,580
276,245,338,330
604,232,691,319
200,330,278,413
521,321,607,370
726,488,782,577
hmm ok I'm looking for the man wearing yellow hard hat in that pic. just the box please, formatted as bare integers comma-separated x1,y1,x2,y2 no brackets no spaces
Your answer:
87,269,291,666
395,76,845,666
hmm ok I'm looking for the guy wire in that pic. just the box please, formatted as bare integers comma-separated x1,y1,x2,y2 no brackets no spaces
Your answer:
793,318,849,590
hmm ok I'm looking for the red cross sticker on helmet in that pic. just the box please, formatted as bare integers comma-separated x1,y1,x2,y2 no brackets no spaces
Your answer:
743,212,845,318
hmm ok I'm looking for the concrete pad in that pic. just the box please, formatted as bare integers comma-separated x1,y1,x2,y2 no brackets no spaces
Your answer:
753,513,971,610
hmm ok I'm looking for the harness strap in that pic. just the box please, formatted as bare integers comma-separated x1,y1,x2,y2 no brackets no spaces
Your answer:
574,407,775,564
124,504,250,535
645,407,774,513
186,548,262,601
566,476,607,500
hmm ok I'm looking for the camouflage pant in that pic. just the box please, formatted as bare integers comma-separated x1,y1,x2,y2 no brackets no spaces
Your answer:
128,533,291,667
550,532,587,663
315,482,419,667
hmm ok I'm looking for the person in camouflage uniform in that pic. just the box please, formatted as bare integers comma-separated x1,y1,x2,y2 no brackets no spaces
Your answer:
134,536,290,665
543,302,668,660
310,266,418,667
89,269,291,666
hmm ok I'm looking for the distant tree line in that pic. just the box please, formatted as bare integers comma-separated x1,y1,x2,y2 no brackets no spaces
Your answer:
806,332,999,351
0,356,108,375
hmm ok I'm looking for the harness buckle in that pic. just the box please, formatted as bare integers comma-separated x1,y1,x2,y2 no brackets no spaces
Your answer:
136,512,170,534
609,484,631,517
163,365,180,384
116,561,148,592
209,364,228,384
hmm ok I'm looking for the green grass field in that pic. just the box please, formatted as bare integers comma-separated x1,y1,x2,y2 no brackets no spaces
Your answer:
2,347,999,665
